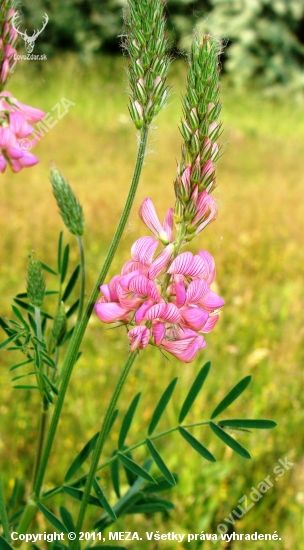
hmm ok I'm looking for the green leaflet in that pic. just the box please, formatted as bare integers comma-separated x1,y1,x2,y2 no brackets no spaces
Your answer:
209,422,251,459
62,264,80,302
219,419,277,429
64,432,99,481
0,536,14,550
40,261,57,276
178,427,216,462
211,376,252,419
118,393,141,450
37,502,68,533
146,439,176,486
117,454,155,483
62,486,102,508
59,505,75,533
93,478,117,521
179,362,211,423
148,378,178,435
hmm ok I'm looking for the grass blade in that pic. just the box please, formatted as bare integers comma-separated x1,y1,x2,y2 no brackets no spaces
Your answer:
148,378,178,436
209,422,251,459
62,264,80,302
178,427,216,462
37,502,68,533
179,362,211,423
65,432,99,482
146,439,176,486
219,419,277,429
210,376,252,419
118,393,141,449
118,454,155,483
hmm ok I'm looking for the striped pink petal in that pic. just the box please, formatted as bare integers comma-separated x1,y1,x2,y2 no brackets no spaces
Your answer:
131,236,159,266
200,314,219,333
161,335,206,363
121,259,147,275
197,250,216,284
94,302,131,323
139,198,170,243
144,302,181,323
152,321,166,346
200,290,225,312
135,298,155,324
100,274,120,301
174,275,187,307
167,252,194,275
180,305,209,331
128,326,150,352
186,279,209,304
163,208,174,243
148,244,174,280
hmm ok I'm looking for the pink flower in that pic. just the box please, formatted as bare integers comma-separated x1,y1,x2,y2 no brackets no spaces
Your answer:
128,326,150,352
139,198,173,244
161,334,206,363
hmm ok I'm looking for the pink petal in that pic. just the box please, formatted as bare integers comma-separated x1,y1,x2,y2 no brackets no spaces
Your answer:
135,298,155,324
128,326,150,352
0,126,15,148
148,244,174,280
121,259,147,275
186,279,209,304
163,208,174,243
0,154,7,172
144,302,181,323
131,236,159,266
152,321,166,346
161,335,206,363
14,100,45,123
17,151,39,167
6,146,23,159
180,305,209,331
174,275,187,307
139,198,170,243
200,290,225,312
200,314,219,333
94,302,131,323
197,250,216,284
167,252,194,275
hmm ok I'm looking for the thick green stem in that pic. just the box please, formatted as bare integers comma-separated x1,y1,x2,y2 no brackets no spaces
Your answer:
72,353,137,547
31,398,49,489
0,474,10,541
76,236,85,323
16,125,149,536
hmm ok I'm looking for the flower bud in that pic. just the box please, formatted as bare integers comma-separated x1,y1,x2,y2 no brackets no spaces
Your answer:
52,302,67,347
27,252,46,308
50,164,85,237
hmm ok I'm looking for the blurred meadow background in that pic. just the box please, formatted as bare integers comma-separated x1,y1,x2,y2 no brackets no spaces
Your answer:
1,0,304,549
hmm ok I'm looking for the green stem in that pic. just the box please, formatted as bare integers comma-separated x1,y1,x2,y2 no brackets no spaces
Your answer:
17,125,149,536
0,474,10,541
72,353,137,547
76,236,85,323
31,398,49,490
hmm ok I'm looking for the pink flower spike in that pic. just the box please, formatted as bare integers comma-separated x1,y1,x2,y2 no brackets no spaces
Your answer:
180,305,209,331
200,290,225,312
148,244,174,280
144,302,181,323
131,236,159,266
152,321,166,346
201,159,214,183
197,251,216,284
163,207,174,242
94,302,131,323
128,326,150,352
139,198,170,244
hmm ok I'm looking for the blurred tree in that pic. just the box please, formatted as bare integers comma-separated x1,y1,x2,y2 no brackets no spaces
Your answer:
20,0,304,94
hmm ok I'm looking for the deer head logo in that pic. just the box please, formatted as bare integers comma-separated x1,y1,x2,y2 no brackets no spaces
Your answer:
11,12,49,54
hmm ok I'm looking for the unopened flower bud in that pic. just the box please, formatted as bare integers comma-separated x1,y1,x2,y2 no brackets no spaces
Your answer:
50,164,85,237
27,252,46,308
52,302,67,347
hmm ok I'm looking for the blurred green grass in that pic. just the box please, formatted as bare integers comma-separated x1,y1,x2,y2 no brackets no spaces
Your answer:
0,55,303,549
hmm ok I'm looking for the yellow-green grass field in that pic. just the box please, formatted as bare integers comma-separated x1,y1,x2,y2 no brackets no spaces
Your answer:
0,55,303,549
